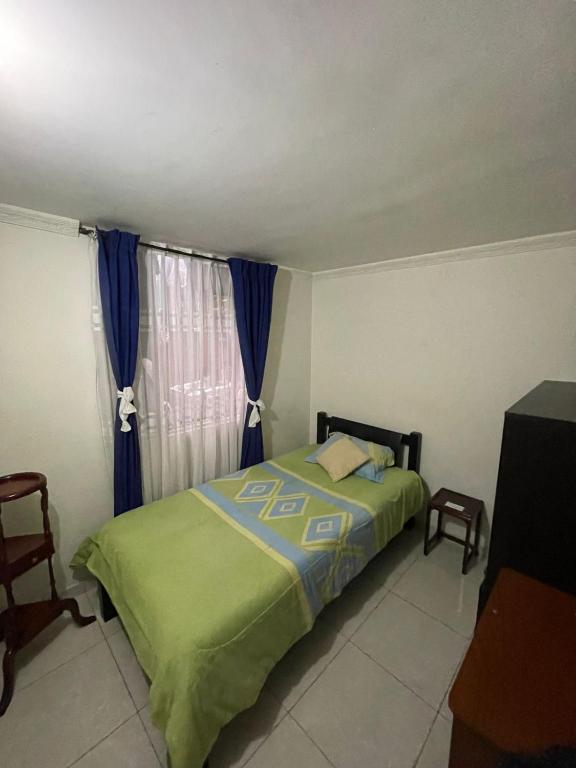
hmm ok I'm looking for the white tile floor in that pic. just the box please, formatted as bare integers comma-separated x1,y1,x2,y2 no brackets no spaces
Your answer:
0,522,483,768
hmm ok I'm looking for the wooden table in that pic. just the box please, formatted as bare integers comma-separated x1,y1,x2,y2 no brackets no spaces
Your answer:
448,568,576,767
0,472,95,716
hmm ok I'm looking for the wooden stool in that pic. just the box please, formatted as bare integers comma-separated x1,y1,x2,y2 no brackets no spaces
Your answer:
0,472,95,716
424,488,483,574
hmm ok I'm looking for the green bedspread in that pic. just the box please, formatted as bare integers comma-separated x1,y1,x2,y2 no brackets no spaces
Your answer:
72,445,424,768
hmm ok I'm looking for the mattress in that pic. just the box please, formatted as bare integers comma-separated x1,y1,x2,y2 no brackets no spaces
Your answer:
72,445,424,768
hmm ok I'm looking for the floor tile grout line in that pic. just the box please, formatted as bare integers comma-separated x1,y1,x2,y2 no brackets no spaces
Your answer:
437,651,466,721
387,590,473,641
342,559,425,643
139,616,456,768
321,545,420,640
64,712,139,768
283,635,351,713
288,711,339,768
382,549,422,592
364,543,419,589
388,588,474,640
287,576,451,718
13,631,106,696
2,607,140,766
321,536,421,634
355,582,391,628
349,639,443,713
92,617,123,639
366,532,422,583
100,620,164,765
156,689,292,768
411,709,441,768
354,605,463,721
288,657,434,768
103,629,143,715
60,628,143,766
236,707,290,768
137,709,166,767
85,593,123,639
325,583,392,642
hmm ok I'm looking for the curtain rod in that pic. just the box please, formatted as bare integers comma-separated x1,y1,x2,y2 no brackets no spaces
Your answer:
79,225,229,264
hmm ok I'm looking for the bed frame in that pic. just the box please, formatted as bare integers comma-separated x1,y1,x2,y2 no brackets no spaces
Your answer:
316,411,422,474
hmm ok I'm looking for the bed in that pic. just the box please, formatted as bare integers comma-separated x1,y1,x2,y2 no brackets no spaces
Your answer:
72,412,424,768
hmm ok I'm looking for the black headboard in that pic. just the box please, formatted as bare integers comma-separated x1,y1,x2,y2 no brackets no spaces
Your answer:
316,412,422,474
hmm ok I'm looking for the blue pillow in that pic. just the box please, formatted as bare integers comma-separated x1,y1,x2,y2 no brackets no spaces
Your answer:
306,432,395,483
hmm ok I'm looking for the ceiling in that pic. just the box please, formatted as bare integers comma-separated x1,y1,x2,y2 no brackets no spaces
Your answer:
1,1,575,271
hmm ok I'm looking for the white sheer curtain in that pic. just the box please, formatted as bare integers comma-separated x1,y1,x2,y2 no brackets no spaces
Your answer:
92,240,247,503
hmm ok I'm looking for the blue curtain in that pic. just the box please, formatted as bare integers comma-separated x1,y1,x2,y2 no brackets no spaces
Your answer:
228,257,278,469
97,229,143,516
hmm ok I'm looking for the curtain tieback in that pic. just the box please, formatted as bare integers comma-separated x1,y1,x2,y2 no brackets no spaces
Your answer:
247,398,265,428
117,386,137,432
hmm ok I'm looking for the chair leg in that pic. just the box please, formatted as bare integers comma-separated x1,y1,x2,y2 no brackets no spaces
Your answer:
0,647,16,717
60,598,96,628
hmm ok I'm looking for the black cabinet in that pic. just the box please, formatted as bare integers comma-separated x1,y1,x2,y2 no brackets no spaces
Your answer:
478,380,576,615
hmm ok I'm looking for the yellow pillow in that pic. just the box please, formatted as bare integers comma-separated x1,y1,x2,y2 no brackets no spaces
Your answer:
317,436,369,482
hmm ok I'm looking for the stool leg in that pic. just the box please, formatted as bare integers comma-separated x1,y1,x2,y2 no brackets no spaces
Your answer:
462,521,472,575
424,504,432,555
0,647,16,717
474,510,482,557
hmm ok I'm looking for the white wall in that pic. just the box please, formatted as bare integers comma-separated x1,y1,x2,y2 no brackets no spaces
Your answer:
0,222,312,597
310,241,576,540
0,223,111,600
262,268,312,457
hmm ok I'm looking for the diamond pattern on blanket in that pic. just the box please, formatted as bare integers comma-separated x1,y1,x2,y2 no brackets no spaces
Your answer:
301,513,348,549
262,495,308,520
235,479,280,500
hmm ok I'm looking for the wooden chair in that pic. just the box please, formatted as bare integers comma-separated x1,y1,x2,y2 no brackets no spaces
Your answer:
0,472,95,716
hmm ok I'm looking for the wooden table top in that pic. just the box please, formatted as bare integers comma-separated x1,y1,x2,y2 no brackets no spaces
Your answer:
0,473,46,503
449,568,576,754
429,487,482,521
